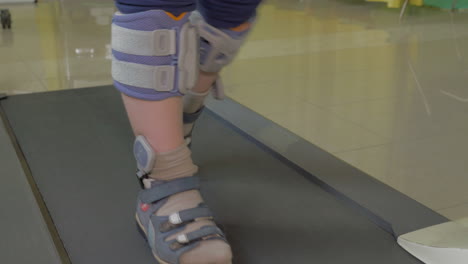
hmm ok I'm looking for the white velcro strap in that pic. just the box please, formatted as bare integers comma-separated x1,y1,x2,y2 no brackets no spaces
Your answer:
169,213,183,225
112,24,176,56
112,60,175,92
178,23,199,94
177,234,189,244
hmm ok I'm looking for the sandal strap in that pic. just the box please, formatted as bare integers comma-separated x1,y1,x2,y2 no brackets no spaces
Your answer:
160,205,214,232
184,226,224,242
140,176,200,204
172,206,213,224
169,226,225,250
183,106,205,124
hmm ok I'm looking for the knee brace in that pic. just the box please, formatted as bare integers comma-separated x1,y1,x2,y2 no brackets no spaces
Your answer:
189,11,254,73
111,10,198,101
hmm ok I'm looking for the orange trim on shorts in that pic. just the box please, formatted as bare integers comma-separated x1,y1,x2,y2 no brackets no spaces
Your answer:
230,22,251,32
165,12,187,21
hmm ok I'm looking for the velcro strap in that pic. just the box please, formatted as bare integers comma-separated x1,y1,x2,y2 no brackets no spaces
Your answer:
112,24,176,56
161,205,214,232
186,226,224,242
177,23,198,94
112,60,175,92
177,226,224,244
173,206,213,224
140,176,200,204
183,106,205,124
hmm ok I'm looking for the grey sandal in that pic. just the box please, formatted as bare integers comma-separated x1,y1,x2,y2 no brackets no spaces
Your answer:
135,176,227,264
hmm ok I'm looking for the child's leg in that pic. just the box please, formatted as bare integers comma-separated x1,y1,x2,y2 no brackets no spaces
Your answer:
112,2,231,264
183,0,262,142
122,96,184,153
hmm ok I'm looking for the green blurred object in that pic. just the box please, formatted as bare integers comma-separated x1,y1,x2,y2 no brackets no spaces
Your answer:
425,0,468,9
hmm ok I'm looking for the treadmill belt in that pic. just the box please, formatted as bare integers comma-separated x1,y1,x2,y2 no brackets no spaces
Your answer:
0,86,421,264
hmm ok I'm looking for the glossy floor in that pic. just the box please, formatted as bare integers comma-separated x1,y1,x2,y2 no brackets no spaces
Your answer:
1,0,467,220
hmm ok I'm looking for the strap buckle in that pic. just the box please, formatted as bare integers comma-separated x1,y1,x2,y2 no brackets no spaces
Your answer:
136,170,149,189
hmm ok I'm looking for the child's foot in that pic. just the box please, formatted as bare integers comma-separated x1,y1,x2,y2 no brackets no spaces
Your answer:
134,138,232,264
136,177,232,264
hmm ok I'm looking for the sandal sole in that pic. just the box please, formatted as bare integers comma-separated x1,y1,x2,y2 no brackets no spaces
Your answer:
136,214,171,264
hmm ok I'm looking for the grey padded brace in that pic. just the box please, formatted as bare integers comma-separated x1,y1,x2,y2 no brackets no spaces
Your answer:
140,176,200,204
112,61,175,92
111,22,198,94
190,11,246,73
112,24,176,56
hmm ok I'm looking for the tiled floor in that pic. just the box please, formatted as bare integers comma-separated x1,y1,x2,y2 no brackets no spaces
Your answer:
1,0,468,220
